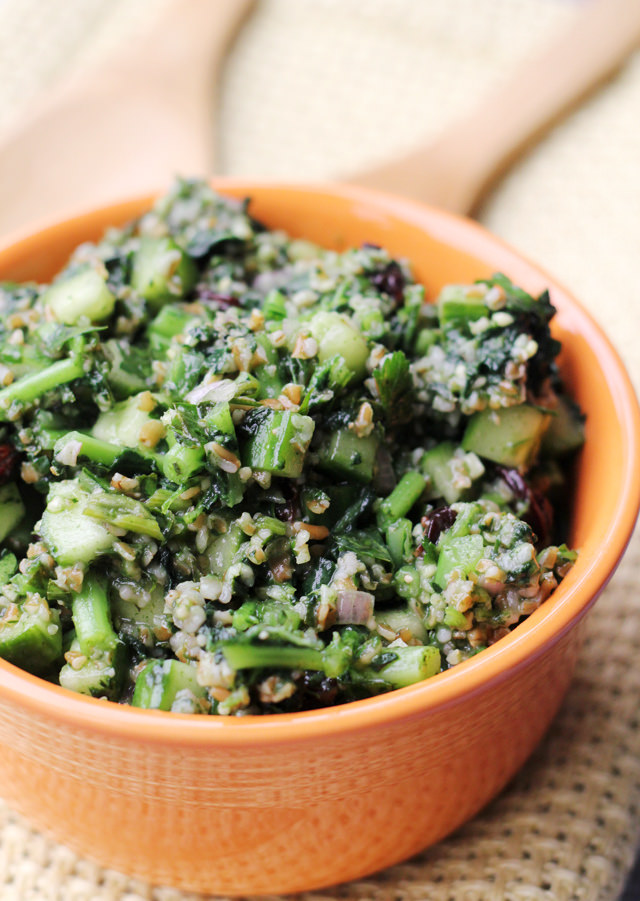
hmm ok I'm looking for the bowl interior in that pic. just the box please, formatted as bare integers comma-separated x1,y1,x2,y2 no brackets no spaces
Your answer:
0,180,637,735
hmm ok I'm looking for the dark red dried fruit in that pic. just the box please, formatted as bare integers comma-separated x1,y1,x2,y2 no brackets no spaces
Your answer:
196,287,240,309
525,489,554,547
496,465,553,546
421,506,457,544
0,444,18,485
275,482,301,524
496,465,528,499
268,552,293,584
299,673,339,707
369,261,405,306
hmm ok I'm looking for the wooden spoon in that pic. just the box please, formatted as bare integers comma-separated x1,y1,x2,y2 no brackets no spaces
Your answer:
349,0,640,216
1,0,638,237
0,0,254,238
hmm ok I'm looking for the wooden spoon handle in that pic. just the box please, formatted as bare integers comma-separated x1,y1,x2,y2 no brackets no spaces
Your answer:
93,0,253,92
0,0,254,239
349,0,640,215
106,0,256,173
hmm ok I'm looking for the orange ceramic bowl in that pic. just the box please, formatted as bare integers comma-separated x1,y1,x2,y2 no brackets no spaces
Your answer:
0,182,638,896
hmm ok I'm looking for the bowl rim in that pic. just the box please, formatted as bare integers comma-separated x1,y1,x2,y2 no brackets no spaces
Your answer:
0,178,638,745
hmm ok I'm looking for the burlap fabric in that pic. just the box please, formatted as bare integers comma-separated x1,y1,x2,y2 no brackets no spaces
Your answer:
0,1,639,898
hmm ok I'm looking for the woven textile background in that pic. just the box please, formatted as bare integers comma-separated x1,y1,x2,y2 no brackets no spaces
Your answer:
0,1,639,899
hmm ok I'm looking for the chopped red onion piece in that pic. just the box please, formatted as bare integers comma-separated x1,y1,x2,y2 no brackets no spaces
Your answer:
335,590,374,625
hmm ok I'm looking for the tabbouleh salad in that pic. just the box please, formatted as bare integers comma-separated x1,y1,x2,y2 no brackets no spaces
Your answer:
0,179,584,714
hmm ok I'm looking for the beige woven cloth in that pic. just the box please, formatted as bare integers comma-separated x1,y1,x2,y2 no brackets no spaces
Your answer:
1,1,640,898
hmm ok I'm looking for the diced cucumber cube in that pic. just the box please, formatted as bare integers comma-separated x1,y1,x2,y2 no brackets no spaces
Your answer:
462,404,550,468
114,583,170,655
373,645,441,687
444,606,469,630
162,443,204,483
435,534,484,589
308,311,369,380
203,400,236,440
102,339,152,399
147,305,196,342
92,393,156,448
0,550,17,585
206,521,244,578
378,606,427,641
242,409,315,478
422,442,459,504
132,658,207,711
0,483,25,542
0,598,62,674
59,637,126,699
131,236,198,306
43,267,115,324
40,481,114,566
541,395,585,457
421,441,483,505
318,427,379,484
385,518,414,569
161,401,241,485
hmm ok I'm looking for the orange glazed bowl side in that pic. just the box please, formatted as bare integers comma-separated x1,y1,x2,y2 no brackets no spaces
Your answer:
0,182,637,896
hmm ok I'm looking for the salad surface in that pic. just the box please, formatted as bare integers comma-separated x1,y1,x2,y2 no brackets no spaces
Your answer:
0,180,584,714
